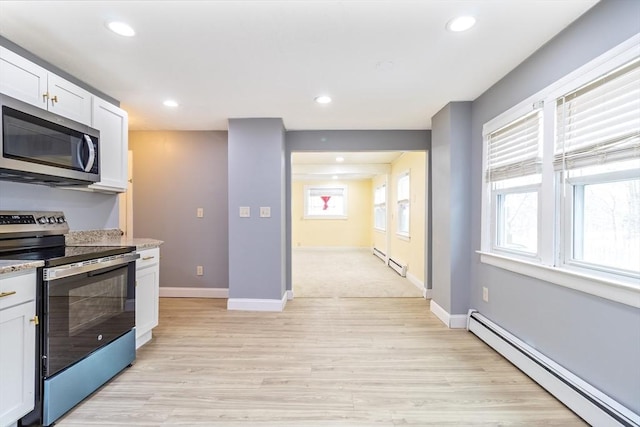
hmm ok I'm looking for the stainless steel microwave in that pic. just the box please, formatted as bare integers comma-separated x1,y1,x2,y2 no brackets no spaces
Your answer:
0,93,100,186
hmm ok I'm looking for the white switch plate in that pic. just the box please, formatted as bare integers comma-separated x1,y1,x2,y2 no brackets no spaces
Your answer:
482,286,489,302
259,206,271,218
196,265,204,276
239,206,250,218
196,208,204,218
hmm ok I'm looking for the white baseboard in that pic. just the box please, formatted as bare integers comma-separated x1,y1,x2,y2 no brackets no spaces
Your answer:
159,287,229,298
286,290,294,300
406,272,424,292
424,288,432,299
136,330,152,349
430,299,467,329
227,293,288,312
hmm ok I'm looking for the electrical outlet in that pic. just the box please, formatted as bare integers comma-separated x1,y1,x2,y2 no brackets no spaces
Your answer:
482,286,489,302
196,265,204,276
197,208,204,218
239,206,250,218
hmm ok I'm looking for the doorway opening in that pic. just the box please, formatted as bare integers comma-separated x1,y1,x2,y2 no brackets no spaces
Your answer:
290,151,427,298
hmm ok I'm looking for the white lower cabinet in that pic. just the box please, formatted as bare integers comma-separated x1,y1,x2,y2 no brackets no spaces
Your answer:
0,271,36,427
135,248,160,349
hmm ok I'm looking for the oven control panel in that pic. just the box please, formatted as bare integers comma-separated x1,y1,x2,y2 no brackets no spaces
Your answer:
0,210,69,236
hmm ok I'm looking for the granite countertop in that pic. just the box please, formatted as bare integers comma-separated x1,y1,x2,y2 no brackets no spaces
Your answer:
0,259,44,275
66,229,163,250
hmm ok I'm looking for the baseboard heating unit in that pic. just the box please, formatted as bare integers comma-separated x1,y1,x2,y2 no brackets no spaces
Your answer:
388,257,407,277
372,247,386,263
467,311,639,427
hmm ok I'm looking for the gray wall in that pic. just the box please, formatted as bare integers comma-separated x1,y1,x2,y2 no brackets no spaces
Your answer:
431,102,472,314
0,181,119,230
285,130,431,293
468,0,640,411
228,118,286,300
129,131,229,289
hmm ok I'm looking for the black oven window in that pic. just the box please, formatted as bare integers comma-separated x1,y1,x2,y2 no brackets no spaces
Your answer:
68,276,126,335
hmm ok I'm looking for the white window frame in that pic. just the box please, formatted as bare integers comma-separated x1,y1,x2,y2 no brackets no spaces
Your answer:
396,171,410,238
374,183,387,231
479,34,640,309
303,185,348,219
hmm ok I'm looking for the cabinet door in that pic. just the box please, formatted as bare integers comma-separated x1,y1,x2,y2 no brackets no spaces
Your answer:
0,301,36,426
135,261,159,348
47,73,92,125
90,98,129,192
0,46,48,109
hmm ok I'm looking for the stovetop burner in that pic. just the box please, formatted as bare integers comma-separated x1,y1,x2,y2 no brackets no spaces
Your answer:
0,244,136,267
0,210,135,266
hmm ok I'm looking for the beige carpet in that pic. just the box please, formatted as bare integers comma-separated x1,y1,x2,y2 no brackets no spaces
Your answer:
292,247,424,298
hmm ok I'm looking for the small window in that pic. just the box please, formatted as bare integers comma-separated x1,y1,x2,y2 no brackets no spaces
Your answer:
486,110,543,257
569,175,640,274
304,186,347,219
397,172,410,236
374,184,386,231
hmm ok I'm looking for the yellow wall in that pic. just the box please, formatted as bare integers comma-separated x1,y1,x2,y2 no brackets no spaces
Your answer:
292,179,372,247
371,173,388,254
387,152,426,284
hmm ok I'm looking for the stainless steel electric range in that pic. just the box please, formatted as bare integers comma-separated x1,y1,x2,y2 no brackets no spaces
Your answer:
0,211,139,427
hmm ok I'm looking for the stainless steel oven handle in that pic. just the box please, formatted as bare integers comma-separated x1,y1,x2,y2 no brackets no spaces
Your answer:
43,253,140,281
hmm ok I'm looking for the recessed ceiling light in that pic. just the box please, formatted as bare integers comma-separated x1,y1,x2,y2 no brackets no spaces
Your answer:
332,175,338,180
163,100,178,107
336,156,344,162
107,21,136,37
446,16,476,32
314,95,332,104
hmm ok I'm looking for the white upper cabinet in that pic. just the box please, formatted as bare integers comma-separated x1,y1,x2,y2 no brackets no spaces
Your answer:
1,45,130,193
0,46,92,125
90,98,129,192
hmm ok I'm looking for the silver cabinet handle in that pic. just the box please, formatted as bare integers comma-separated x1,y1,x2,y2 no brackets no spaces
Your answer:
142,256,155,261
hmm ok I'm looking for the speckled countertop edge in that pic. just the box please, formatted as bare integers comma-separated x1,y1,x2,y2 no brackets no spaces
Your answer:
66,230,163,250
0,260,44,275
1,230,162,276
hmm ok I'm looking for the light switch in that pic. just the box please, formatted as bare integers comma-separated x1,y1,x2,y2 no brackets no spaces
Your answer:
239,206,250,218
260,207,271,218
196,208,204,218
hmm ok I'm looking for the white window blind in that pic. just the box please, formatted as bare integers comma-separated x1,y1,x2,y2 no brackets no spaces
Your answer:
555,58,640,171
486,110,542,182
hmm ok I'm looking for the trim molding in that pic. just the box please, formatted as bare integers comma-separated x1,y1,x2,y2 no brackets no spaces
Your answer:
478,251,640,308
227,293,288,312
286,290,294,300
424,288,432,299
159,287,229,298
430,299,467,329
406,272,424,292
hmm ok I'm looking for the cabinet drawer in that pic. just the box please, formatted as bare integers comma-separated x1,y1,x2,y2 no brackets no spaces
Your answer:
0,271,36,310
136,248,160,269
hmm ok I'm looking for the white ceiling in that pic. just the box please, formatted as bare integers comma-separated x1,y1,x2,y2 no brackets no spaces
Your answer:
292,151,403,181
0,0,598,132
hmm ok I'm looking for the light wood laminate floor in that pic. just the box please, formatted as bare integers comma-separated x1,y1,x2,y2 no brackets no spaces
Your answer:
57,298,586,426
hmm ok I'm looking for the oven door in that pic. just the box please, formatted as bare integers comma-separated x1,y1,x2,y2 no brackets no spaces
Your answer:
43,256,136,377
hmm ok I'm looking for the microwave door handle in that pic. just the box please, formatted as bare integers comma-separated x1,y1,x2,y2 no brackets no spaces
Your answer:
83,135,96,172
76,139,87,171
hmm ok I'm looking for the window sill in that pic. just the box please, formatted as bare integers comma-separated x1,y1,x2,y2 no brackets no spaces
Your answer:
303,215,347,220
374,228,386,233
396,233,411,241
477,251,640,308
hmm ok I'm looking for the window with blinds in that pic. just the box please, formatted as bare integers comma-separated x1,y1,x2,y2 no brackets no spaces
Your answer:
486,110,542,182
555,58,640,171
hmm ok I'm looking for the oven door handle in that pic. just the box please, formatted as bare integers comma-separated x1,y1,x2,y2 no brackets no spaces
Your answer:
43,253,140,281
